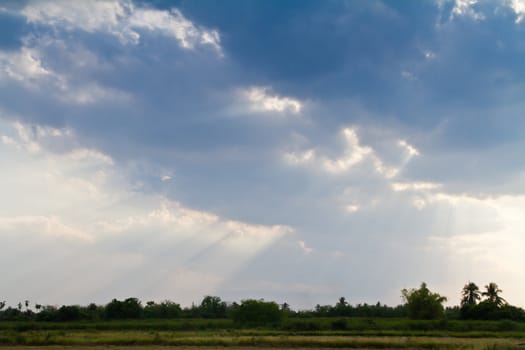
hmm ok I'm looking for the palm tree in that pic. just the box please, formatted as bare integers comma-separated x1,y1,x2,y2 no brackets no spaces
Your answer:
482,282,506,307
461,282,481,306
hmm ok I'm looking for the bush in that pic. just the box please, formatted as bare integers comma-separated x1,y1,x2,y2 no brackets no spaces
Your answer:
401,283,447,320
232,299,283,327
105,298,142,319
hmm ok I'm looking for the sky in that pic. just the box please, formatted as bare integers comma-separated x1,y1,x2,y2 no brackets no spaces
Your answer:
1,0,525,310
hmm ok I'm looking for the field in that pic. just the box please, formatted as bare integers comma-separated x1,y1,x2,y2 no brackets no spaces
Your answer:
2,318,525,349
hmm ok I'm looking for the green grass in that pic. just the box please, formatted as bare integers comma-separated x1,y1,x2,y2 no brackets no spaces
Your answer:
0,332,524,349
2,318,525,349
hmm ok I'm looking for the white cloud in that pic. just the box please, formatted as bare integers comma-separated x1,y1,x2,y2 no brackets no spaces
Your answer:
161,175,172,181
424,50,436,60
0,215,92,241
0,46,130,105
297,240,313,254
423,193,525,303
241,86,303,115
391,182,442,192
67,148,114,165
0,119,292,305
345,204,360,213
283,149,315,165
284,127,409,180
127,8,221,53
401,70,417,80
507,0,525,23
322,128,373,173
20,0,222,54
450,0,485,20
0,47,50,86
21,1,129,32
398,139,420,158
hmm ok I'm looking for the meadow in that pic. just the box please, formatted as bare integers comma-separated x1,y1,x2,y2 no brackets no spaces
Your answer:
2,318,525,349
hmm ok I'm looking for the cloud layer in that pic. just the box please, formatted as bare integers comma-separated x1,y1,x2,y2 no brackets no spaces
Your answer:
1,0,525,309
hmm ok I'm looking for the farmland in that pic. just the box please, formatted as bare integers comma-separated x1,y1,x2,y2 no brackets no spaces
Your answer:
1,318,525,349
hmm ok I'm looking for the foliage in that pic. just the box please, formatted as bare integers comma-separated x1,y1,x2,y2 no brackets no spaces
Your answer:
198,296,227,318
459,282,522,320
143,300,181,319
483,283,506,307
105,298,142,319
0,281,523,324
461,282,481,306
401,282,447,320
232,299,284,327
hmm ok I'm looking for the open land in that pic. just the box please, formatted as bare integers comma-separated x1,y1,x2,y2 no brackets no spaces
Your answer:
2,319,525,350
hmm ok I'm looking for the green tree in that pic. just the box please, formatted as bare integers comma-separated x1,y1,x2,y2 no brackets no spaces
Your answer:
105,298,142,319
232,299,283,327
461,282,481,306
482,282,506,306
401,282,447,319
199,296,227,318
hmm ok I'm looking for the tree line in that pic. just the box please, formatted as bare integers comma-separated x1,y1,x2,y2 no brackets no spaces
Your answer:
1,281,523,323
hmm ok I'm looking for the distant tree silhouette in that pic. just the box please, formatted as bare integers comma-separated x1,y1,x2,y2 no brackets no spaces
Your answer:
105,298,142,319
232,299,283,327
461,282,481,306
199,296,227,318
401,282,447,319
482,282,506,307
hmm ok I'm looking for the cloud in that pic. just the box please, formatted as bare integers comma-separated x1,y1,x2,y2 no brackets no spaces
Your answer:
297,240,313,254
0,47,51,86
507,0,525,23
240,86,303,115
283,149,315,165
0,215,92,241
20,0,222,54
391,182,442,192
0,119,292,305
322,128,373,173
0,46,129,105
284,127,412,180
450,0,485,20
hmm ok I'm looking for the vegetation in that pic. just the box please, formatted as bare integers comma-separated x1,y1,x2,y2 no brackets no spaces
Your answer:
462,282,482,306
1,281,524,326
401,282,447,320
231,299,283,327
1,282,524,348
459,282,524,321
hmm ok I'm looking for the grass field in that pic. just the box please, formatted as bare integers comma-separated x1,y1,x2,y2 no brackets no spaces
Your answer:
1,331,525,349
2,318,525,349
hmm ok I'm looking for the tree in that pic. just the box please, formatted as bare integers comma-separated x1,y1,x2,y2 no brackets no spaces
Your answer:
232,299,283,327
334,297,352,316
144,300,182,319
461,282,481,306
199,296,227,318
401,282,447,319
105,298,142,319
482,282,506,307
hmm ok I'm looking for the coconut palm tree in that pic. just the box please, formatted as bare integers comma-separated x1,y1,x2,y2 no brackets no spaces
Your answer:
461,282,481,306
482,282,506,306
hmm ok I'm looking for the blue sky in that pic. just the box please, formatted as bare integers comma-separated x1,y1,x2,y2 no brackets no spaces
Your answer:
1,0,525,309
